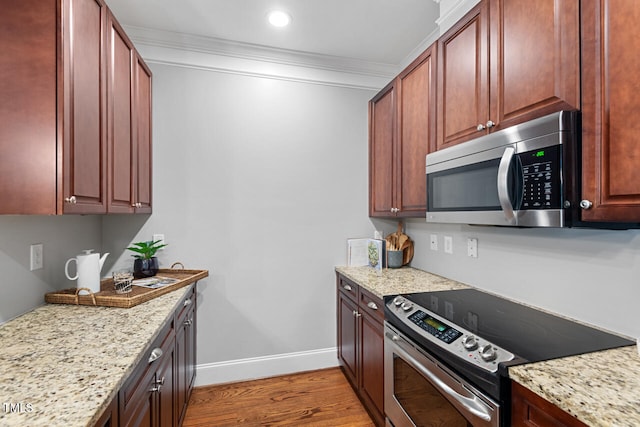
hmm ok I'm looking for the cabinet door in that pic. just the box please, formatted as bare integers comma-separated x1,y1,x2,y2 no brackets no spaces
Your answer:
437,1,489,149
106,12,135,213
0,0,58,214
156,336,176,427
61,0,108,213
134,54,153,213
396,44,436,217
176,290,196,425
337,290,359,387
580,0,640,222
490,0,579,131
369,82,396,217
359,309,384,427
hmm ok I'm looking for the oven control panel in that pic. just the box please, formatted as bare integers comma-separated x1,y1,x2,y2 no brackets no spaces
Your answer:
387,296,515,373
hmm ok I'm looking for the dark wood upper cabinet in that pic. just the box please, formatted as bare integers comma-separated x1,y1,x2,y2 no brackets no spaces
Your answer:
62,0,109,214
369,44,436,217
369,82,396,217
580,0,640,223
437,1,489,151
134,54,153,214
0,0,150,215
107,12,135,213
0,0,58,214
437,0,579,150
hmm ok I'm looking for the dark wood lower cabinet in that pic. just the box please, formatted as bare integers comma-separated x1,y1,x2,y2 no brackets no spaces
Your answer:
115,285,196,427
511,381,588,427
336,273,385,426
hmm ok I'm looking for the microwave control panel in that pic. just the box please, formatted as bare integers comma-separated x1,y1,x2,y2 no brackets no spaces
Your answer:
519,144,561,209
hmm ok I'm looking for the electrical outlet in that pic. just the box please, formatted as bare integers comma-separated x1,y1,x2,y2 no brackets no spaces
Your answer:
152,234,166,249
30,244,43,271
467,238,478,258
444,236,453,254
430,234,438,251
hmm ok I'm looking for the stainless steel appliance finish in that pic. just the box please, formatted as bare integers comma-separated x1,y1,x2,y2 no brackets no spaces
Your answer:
383,289,635,427
426,111,579,227
385,323,500,427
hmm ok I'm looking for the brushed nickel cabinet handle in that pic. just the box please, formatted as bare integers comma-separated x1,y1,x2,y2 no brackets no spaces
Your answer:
65,196,77,204
148,347,163,364
367,301,378,310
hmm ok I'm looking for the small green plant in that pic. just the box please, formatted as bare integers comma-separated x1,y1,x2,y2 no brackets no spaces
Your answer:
126,240,167,260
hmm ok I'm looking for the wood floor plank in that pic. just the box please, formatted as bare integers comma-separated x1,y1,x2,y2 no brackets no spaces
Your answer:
183,367,376,426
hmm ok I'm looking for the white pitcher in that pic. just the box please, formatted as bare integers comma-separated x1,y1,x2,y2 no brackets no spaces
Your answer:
65,250,109,294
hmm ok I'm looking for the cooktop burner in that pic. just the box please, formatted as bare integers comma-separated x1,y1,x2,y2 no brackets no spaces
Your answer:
388,288,634,364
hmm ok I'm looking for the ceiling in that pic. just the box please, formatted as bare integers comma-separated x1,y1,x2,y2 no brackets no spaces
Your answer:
104,0,440,66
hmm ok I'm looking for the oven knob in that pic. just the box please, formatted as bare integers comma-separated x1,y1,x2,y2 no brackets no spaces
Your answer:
393,297,403,306
479,344,497,362
462,335,478,350
401,302,413,311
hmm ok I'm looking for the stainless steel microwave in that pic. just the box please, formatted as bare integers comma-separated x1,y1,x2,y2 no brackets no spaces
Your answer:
426,111,579,227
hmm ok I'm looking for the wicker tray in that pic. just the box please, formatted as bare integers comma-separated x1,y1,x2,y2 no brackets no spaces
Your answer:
44,269,208,309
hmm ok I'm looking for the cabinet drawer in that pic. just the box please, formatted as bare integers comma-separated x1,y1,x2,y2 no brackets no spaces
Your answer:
359,287,383,322
176,284,196,325
120,319,174,417
337,276,358,302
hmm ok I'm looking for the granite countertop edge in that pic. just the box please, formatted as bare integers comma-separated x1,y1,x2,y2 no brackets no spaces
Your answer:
0,284,194,427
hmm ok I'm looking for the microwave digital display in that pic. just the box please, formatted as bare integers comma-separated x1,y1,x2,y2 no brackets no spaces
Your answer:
519,144,562,209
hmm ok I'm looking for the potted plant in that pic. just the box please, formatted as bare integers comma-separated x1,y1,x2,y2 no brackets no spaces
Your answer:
127,240,167,278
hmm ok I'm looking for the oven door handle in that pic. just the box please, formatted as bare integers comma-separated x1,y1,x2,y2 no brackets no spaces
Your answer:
497,146,516,225
391,337,493,423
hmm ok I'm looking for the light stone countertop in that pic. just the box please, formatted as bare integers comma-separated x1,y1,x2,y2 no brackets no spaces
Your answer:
510,345,640,427
336,265,640,427
335,265,469,298
0,285,192,427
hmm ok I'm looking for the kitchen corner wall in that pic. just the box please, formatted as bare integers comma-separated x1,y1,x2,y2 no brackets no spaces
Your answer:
0,215,102,323
101,37,380,385
400,219,640,339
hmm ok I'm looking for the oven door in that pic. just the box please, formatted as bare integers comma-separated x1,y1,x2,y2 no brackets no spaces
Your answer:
384,323,499,427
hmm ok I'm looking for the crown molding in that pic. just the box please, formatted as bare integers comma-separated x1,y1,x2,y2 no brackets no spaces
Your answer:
123,26,400,90
436,0,481,34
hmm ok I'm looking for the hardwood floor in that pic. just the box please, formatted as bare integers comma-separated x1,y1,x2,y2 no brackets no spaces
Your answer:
182,367,376,426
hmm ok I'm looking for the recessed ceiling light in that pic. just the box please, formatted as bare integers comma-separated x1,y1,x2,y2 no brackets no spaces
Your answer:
268,10,292,27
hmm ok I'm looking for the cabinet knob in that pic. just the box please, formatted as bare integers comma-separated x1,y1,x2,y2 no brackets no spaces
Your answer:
65,196,77,204
390,207,399,213
477,123,486,131
486,120,495,129
343,284,352,292
184,318,193,326
148,347,163,364
580,200,593,210
184,298,192,307
367,301,378,310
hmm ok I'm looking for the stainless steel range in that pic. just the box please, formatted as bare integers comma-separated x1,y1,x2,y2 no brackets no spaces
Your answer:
383,288,634,427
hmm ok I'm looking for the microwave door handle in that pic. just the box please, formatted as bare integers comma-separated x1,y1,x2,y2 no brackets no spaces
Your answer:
497,147,516,224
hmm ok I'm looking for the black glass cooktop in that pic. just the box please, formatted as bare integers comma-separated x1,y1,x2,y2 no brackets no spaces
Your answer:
392,288,634,363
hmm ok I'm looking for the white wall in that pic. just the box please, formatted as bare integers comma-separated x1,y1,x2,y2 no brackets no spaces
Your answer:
0,215,102,323
102,52,377,383
395,219,640,339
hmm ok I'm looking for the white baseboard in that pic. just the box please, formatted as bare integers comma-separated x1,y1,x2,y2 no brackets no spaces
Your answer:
194,347,339,387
